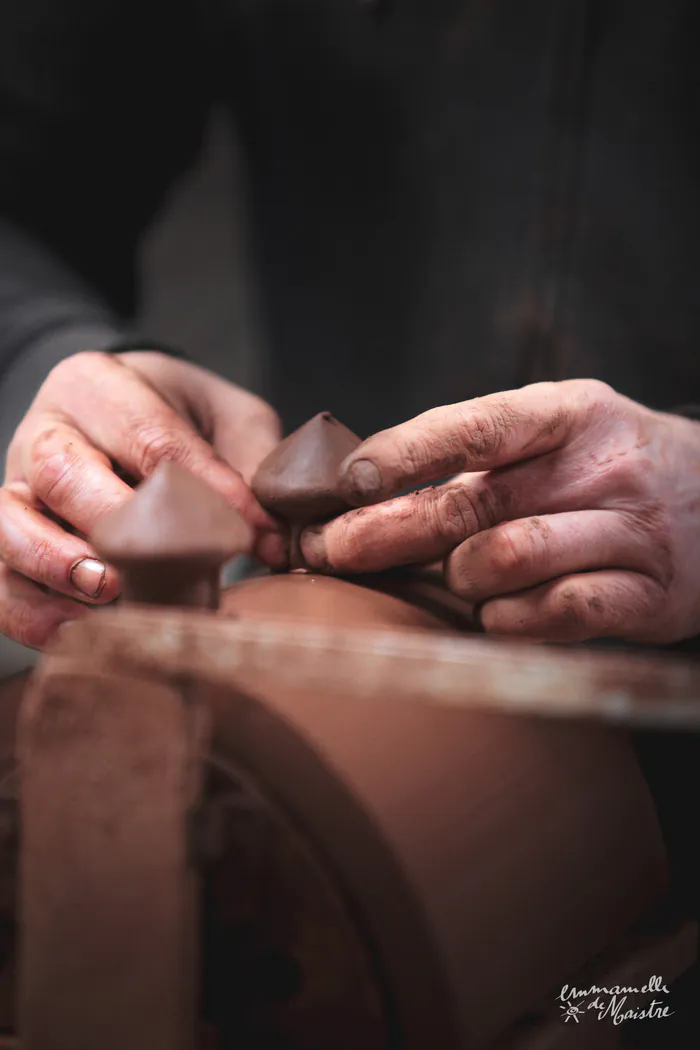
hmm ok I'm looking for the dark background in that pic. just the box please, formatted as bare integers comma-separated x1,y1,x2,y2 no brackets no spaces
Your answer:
139,113,265,397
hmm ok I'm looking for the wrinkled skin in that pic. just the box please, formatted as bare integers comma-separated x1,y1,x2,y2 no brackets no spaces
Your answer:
301,380,700,644
0,350,284,648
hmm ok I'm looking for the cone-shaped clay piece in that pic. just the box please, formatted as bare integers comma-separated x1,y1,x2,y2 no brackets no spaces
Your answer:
251,412,361,568
91,462,254,608
252,412,361,521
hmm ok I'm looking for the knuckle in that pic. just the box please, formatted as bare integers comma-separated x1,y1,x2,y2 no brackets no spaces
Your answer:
320,509,372,570
400,434,436,475
250,408,281,441
24,537,56,575
246,395,281,429
130,424,191,475
608,454,654,503
604,453,640,493
521,516,553,566
549,583,587,621
486,528,525,578
46,350,110,388
433,486,479,544
28,427,79,503
548,583,595,630
397,416,463,479
454,405,510,460
569,378,616,409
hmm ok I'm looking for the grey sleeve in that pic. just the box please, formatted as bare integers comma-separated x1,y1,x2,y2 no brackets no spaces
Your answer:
0,0,208,459
0,215,133,457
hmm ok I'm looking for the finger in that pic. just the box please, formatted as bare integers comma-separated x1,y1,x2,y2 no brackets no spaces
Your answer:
478,569,664,643
123,352,283,485
300,478,492,573
445,510,667,604
211,402,282,485
0,562,90,650
18,415,284,570
301,427,644,576
51,353,275,531
0,488,120,603
337,379,610,505
15,418,135,534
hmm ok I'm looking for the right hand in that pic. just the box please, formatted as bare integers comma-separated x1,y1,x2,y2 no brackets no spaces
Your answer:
1,350,285,649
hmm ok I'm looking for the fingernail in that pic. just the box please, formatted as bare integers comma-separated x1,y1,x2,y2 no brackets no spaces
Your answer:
299,526,330,572
70,557,106,599
340,459,382,504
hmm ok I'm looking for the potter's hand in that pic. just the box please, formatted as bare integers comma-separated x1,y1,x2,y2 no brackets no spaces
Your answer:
301,380,700,644
0,350,284,648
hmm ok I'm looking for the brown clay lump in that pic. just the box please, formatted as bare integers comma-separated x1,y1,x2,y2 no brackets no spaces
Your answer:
252,412,361,522
251,412,361,568
91,461,254,608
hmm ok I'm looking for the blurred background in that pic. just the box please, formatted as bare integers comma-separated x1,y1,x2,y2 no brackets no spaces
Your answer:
0,113,247,676
139,112,265,397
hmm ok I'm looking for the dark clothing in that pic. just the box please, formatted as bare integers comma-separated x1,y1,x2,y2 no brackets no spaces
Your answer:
2,0,700,436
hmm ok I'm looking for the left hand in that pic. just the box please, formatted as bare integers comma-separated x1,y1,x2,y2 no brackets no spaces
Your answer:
300,380,700,644
0,350,284,649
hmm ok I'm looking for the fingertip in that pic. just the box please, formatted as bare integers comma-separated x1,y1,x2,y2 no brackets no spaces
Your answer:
255,529,289,571
338,458,383,505
69,557,107,601
97,571,122,604
299,526,330,572
67,558,120,605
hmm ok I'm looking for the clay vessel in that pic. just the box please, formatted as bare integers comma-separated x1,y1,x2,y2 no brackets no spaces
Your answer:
210,572,669,1048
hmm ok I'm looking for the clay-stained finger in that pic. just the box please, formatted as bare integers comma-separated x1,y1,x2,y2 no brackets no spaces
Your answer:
0,561,90,650
445,510,668,603
336,380,603,505
299,477,494,573
17,419,134,535
479,569,665,644
0,488,120,604
302,422,650,577
62,353,275,531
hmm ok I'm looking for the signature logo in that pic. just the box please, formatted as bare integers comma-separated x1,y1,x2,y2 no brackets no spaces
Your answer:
556,976,674,1027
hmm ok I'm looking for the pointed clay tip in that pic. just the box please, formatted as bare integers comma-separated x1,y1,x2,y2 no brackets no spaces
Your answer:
91,461,254,565
252,412,361,522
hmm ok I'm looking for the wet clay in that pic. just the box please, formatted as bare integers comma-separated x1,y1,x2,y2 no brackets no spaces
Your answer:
220,572,462,633
209,571,670,1048
92,462,254,608
252,412,361,567
252,412,361,522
